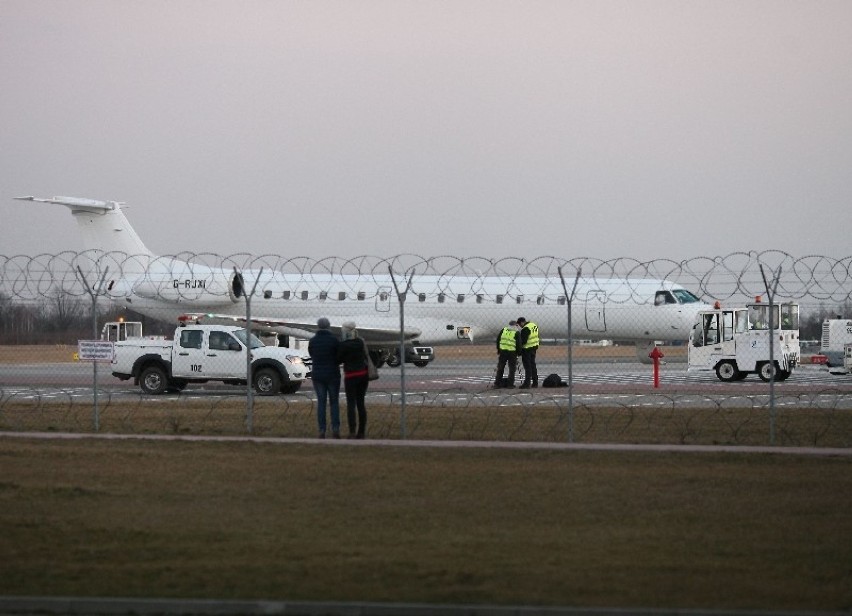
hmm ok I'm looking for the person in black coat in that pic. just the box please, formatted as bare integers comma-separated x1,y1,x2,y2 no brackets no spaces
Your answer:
307,317,341,438
337,321,370,439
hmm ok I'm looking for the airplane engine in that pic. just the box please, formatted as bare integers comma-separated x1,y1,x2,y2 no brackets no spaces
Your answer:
132,269,243,305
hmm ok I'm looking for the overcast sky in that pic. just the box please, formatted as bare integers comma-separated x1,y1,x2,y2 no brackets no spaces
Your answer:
1,0,850,262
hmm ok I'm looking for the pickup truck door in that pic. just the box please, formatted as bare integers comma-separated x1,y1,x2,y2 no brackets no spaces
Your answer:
171,329,206,378
204,330,247,378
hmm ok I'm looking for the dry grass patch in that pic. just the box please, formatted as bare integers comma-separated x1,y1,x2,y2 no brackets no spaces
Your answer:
2,398,850,447
0,437,850,611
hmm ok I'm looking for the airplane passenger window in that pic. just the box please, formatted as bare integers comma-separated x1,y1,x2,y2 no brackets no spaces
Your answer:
380,292,388,301
558,296,566,305
457,294,464,303
537,295,544,305
438,293,445,303
476,294,483,304
419,293,426,302
338,292,346,300
357,291,366,301
496,295,504,304
300,291,308,300
263,290,272,299
282,290,291,300
319,291,327,301
516,295,524,304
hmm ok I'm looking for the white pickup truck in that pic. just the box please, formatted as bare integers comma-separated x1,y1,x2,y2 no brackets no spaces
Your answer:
111,324,307,395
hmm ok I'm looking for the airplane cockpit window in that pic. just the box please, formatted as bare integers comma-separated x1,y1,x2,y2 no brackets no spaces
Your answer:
671,289,701,304
180,330,203,350
654,291,677,306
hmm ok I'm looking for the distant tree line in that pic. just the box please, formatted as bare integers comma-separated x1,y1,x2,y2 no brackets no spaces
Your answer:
799,301,852,342
0,291,171,345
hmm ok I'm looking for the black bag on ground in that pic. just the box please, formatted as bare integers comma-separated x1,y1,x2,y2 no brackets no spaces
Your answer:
542,373,568,388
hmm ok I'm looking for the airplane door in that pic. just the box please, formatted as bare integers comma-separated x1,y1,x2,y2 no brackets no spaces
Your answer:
585,290,607,332
375,287,391,313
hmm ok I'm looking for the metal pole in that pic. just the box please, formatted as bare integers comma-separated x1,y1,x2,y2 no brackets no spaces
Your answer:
236,266,263,434
759,264,781,446
76,265,109,432
388,266,414,439
557,266,581,443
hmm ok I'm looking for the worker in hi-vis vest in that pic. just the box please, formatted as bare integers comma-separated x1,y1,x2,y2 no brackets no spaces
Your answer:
517,317,540,388
494,320,520,388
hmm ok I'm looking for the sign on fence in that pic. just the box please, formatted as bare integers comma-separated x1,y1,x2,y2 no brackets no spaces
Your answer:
77,340,114,362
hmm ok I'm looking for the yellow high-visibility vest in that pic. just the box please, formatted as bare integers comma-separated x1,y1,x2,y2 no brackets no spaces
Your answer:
522,322,539,348
499,327,517,352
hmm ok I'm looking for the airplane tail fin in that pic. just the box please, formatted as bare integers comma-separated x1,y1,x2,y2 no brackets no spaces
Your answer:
15,196,154,258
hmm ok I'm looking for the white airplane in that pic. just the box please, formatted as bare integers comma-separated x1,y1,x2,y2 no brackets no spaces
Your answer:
14,195,711,366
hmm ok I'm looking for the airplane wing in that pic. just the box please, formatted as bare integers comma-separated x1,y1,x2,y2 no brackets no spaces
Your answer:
178,313,422,343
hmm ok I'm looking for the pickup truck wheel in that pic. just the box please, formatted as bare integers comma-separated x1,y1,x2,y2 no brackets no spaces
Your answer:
253,367,281,396
140,366,168,395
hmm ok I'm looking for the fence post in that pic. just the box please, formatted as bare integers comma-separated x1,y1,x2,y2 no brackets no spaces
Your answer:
759,263,782,446
388,266,414,439
75,265,109,432
235,266,263,434
558,266,581,443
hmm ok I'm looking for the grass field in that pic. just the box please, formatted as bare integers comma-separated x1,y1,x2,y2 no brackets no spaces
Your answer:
3,400,852,448
1,436,851,611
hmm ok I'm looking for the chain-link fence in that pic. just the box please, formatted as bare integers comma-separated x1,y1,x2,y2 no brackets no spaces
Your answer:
2,251,851,447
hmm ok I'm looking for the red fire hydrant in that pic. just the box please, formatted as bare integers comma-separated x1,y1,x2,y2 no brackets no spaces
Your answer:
649,346,664,388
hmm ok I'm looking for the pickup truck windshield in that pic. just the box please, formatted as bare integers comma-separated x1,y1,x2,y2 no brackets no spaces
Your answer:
234,328,265,349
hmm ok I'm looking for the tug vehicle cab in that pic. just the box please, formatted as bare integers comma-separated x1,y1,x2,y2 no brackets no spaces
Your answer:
688,299,800,382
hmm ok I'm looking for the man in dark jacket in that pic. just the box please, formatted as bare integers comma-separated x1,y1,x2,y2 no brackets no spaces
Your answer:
517,317,540,389
308,317,341,438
